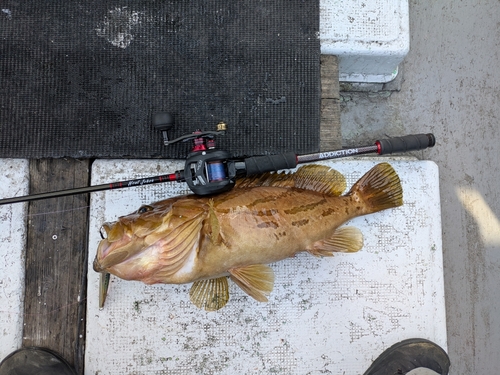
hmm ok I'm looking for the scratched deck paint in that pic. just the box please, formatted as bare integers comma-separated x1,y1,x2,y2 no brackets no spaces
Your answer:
0,159,29,360
86,159,447,375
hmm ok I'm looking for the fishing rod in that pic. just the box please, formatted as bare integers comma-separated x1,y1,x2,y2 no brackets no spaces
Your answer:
0,116,435,205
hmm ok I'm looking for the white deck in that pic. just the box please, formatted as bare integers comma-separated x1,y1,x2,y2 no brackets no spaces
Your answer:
85,158,446,374
0,159,29,360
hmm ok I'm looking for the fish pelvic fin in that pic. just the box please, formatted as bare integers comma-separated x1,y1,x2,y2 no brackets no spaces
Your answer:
189,277,229,311
307,226,363,256
229,264,275,302
349,162,403,214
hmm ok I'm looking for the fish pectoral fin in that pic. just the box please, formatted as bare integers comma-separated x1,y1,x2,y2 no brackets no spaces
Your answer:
307,226,364,257
208,199,222,245
229,264,275,302
153,212,206,280
189,277,229,311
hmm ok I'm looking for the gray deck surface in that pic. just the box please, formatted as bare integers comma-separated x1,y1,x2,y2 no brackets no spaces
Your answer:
340,1,500,373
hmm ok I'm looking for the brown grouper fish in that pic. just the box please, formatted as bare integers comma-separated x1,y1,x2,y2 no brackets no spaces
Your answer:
94,163,403,311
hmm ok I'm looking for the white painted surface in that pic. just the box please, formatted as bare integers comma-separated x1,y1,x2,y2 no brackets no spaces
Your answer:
86,159,446,374
320,0,409,82
0,159,29,360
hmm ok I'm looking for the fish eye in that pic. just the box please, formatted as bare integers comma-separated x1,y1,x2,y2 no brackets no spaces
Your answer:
137,205,153,214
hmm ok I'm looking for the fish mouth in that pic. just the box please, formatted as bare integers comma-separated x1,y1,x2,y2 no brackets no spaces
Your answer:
94,220,147,273
94,237,111,272
95,221,127,261
94,221,123,272
93,254,105,273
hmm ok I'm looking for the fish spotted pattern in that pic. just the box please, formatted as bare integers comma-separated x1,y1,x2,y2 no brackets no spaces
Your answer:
94,163,403,310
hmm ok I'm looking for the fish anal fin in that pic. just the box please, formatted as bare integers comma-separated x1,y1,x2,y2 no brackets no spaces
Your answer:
189,277,229,311
229,264,275,302
307,226,363,257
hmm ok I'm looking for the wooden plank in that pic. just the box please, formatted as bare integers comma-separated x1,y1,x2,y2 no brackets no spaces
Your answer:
320,55,342,151
23,159,90,375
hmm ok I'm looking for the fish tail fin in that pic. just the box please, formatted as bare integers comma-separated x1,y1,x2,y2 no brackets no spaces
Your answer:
349,163,403,214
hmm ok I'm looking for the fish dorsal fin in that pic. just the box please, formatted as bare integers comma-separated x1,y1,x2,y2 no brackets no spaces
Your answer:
292,164,346,196
189,277,229,311
235,164,346,196
229,264,274,302
307,226,364,257
235,171,296,189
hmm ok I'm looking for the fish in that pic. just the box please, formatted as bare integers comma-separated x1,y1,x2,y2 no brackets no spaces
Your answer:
94,162,403,311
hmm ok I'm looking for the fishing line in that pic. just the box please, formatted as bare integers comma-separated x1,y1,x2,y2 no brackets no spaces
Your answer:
26,205,91,217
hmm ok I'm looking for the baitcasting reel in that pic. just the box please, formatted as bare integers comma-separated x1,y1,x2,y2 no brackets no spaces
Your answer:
153,113,238,196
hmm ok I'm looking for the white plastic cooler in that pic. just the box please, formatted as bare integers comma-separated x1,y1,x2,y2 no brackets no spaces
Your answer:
320,0,410,83
85,158,446,375
0,159,29,360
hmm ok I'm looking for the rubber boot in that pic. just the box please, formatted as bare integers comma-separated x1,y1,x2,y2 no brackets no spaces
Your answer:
363,338,450,375
0,347,76,375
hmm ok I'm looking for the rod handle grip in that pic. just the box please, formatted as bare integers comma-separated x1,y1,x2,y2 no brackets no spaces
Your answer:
244,152,298,175
377,133,436,155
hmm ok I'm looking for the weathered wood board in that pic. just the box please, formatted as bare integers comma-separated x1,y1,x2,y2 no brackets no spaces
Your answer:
23,159,90,374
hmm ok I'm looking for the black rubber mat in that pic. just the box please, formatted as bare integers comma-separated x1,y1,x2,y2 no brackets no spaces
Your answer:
0,1,320,159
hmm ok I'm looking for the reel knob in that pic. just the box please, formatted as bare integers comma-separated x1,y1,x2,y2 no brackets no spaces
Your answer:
153,113,174,145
